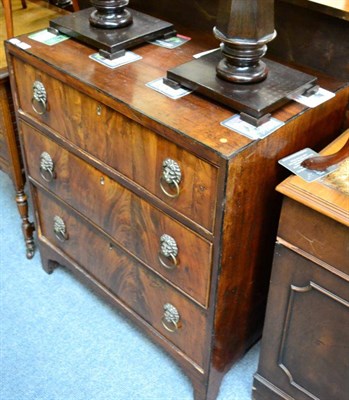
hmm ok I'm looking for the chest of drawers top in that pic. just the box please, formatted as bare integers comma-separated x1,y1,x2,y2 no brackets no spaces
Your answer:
7,33,346,162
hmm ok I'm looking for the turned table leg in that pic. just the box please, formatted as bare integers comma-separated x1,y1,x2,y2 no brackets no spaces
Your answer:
0,71,35,258
16,189,35,259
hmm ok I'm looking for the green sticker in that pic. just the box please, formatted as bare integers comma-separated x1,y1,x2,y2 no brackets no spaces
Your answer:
28,29,69,46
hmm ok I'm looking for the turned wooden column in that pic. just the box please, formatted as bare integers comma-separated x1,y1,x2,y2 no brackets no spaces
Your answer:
0,71,35,259
214,0,276,83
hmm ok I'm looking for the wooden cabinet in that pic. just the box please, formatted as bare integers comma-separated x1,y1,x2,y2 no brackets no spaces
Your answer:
0,72,13,174
253,132,349,400
5,33,348,400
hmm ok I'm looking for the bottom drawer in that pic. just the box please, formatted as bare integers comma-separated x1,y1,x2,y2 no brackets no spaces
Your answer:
34,187,208,369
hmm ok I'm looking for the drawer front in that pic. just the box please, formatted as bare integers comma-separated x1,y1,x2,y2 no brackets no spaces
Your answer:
278,198,349,275
35,187,208,369
22,122,213,307
13,59,218,231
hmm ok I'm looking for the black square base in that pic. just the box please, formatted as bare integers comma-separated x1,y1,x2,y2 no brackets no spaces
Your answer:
167,50,318,126
50,8,176,59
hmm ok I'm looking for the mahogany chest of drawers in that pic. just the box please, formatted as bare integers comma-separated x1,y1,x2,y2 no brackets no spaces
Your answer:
253,132,349,400
5,33,348,399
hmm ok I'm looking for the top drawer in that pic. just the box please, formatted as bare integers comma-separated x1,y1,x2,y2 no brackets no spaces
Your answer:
12,58,219,232
278,198,349,275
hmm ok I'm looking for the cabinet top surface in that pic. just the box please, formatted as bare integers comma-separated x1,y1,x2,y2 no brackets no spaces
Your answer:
277,130,349,226
5,32,347,158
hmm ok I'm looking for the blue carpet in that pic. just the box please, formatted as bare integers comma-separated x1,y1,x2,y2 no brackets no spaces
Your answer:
0,170,260,400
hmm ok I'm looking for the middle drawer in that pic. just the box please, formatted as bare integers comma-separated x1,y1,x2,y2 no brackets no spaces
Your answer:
21,122,213,308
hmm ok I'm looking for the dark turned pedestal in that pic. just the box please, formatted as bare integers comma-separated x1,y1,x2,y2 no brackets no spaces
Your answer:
50,7,175,59
167,50,317,126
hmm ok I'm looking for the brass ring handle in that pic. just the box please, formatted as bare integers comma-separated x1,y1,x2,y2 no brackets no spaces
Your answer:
161,317,178,332
31,81,47,115
160,158,181,199
40,167,55,182
53,216,68,242
158,252,177,270
159,234,178,270
54,230,68,242
159,177,180,198
31,97,47,115
161,303,180,333
39,152,55,182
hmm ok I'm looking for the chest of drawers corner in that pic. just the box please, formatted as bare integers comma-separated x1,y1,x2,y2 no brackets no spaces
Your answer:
5,35,349,400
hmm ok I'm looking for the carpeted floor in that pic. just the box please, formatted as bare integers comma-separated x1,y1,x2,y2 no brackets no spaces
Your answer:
0,170,260,400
